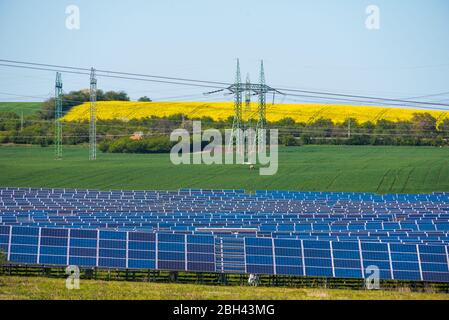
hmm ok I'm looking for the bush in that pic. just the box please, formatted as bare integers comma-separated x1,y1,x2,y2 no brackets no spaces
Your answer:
99,140,110,153
0,250,6,266
281,135,298,146
0,131,12,144
300,135,311,145
138,96,152,102
101,136,175,154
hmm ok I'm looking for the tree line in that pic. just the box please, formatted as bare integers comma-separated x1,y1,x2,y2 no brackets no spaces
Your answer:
1,89,449,149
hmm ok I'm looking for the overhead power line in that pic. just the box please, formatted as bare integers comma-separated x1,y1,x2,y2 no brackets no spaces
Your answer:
0,63,225,90
276,88,449,108
282,93,449,111
403,91,449,100
0,59,449,109
0,59,230,86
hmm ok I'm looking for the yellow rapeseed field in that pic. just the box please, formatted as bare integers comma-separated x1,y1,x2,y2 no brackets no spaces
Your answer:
62,101,449,124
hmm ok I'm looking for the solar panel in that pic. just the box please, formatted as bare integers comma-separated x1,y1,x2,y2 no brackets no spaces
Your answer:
419,245,449,282
245,237,275,275
157,233,186,271
39,228,68,265
274,238,303,276
187,235,215,272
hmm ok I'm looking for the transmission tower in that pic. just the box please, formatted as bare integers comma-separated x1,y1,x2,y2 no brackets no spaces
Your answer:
55,72,63,159
230,59,243,151
244,73,252,129
244,73,255,161
204,60,280,156
89,67,97,160
256,60,267,145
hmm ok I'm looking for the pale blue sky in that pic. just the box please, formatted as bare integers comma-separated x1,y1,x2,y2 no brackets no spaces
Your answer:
0,0,448,103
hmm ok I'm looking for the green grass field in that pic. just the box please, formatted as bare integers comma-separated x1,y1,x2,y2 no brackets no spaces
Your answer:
0,145,448,193
0,276,447,300
0,102,43,116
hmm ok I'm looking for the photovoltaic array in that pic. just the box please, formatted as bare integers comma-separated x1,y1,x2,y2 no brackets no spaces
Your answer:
1,187,449,282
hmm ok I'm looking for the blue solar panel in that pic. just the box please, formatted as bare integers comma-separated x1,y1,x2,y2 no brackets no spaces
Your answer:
245,237,274,275
273,238,303,276
157,233,186,271
39,227,68,266
186,235,215,272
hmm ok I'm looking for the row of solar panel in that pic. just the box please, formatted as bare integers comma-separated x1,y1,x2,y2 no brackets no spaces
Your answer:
0,222,443,232
5,221,449,232
2,226,449,244
1,225,449,282
2,222,449,245
1,186,446,194
1,221,448,230
4,223,449,239
2,199,449,206
2,228,448,246
2,205,448,213
3,213,449,219
0,226,215,272
1,209,448,217
2,199,447,205
3,212,449,221
2,187,449,200
244,237,449,282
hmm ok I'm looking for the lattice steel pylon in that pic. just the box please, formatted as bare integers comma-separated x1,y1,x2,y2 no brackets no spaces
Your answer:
256,60,267,145
204,60,281,156
230,59,243,152
54,72,63,160
244,73,252,129
89,67,97,160
244,73,255,161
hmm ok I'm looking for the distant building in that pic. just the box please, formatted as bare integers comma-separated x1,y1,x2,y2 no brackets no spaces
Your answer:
130,131,144,140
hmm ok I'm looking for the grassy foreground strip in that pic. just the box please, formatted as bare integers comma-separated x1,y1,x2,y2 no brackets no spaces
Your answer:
0,276,448,300
1,145,449,193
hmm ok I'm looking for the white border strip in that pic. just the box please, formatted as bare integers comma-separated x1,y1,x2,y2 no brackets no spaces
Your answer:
445,245,449,276
184,234,188,271
37,227,41,264
358,240,365,278
387,243,394,280
7,226,12,261
126,231,129,269
66,229,71,265
416,244,423,281
272,238,276,275
329,241,335,278
301,240,306,276
155,233,159,269
96,230,100,267
243,237,247,274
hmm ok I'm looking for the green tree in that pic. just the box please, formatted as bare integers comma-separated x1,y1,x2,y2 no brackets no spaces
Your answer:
280,135,298,146
411,113,437,137
310,118,334,137
438,119,449,136
100,90,130,101
0,112,20,131
101,136,174,154
138,96,152,102
275,117,296,127
39,89,130,119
